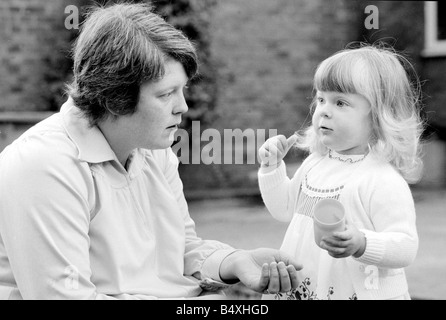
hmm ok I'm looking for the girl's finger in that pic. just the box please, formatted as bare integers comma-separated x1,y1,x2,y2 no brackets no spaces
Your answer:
322,236,349,248
267,262,280,294
277,136,288,154
259,263,270,292
277,262,291,292
287,265,299,290
286,134,298,151
332,231,352,241
265,144,280,165
326,245,346,255
258,147,270,162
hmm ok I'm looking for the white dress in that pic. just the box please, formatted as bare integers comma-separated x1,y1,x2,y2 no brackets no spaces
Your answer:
264,150,366,300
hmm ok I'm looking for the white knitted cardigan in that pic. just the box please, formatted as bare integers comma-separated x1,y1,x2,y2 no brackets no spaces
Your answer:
258,152,419,300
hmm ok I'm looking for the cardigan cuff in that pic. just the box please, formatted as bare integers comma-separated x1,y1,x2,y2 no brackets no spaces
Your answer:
258,161,287,192
354,229,385,265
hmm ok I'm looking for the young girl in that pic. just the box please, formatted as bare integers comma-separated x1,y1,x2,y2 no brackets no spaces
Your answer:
258,45,423,300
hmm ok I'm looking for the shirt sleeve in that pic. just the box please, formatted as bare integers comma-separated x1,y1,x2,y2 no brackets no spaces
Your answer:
162,149,237,283
354,168,419,268
0,134,163,300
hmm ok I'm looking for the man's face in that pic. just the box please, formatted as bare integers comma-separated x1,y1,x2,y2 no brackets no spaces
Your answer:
123,59,189,150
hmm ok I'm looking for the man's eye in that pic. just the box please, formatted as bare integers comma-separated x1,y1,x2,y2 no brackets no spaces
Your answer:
161,91,173,98
317,97,324,103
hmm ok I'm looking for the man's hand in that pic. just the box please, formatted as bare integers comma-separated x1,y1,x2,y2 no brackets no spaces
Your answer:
219,248,303,294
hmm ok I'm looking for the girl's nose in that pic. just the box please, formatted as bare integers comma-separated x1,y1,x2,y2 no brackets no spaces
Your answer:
319,105,332,118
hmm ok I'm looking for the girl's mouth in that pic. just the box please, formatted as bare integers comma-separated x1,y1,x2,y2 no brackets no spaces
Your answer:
320,126,332,131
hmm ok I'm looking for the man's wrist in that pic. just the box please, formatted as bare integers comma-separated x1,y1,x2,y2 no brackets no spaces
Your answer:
219,249,245,283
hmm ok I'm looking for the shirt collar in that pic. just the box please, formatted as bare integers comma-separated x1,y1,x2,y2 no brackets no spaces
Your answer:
60,98,117,164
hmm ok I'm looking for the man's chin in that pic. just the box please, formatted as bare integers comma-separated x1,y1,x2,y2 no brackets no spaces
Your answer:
143,131,178,150
167,128,180,145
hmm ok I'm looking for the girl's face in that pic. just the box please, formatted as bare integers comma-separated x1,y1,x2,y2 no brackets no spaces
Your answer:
312,91,373,155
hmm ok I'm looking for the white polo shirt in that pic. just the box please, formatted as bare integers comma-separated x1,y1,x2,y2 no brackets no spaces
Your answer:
0,98,235,300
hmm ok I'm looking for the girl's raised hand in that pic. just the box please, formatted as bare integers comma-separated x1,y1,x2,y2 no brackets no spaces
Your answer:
259,134,298,172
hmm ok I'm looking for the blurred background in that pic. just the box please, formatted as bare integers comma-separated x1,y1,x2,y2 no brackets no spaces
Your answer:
0,0,445,299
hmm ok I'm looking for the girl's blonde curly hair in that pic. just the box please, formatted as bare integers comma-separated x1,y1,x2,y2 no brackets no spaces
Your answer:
296,43,425,183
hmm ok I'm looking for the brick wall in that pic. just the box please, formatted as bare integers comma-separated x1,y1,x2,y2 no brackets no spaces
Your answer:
359,1,441,127
358,1,446,187
423,58,446,136
1,0,444,190
209,0,363,136
179,0,367,192
179,0,446,191
0,0,79,112
358,1,446,135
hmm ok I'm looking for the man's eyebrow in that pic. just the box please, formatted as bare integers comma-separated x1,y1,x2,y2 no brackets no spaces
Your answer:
155,78,189,91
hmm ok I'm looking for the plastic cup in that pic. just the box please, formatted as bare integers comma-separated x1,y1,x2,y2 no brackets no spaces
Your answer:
313,198,346,248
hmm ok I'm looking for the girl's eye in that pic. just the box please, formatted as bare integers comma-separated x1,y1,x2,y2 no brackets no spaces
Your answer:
317,97,324,104
337,100,347,107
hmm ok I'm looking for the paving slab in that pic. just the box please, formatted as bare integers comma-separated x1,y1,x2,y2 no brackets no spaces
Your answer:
188,188,446,300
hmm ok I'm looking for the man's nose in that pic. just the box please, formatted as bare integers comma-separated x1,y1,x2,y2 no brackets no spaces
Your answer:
174,93,189,115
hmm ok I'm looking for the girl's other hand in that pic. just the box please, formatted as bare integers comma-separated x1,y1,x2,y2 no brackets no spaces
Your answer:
319,223,366,259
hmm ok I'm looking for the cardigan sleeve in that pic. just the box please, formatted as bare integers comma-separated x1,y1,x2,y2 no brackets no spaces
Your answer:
258,161,294,222
258,153,319,223
354,166,419,269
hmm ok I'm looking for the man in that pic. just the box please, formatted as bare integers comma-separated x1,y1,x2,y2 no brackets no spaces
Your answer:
0,3,300,299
